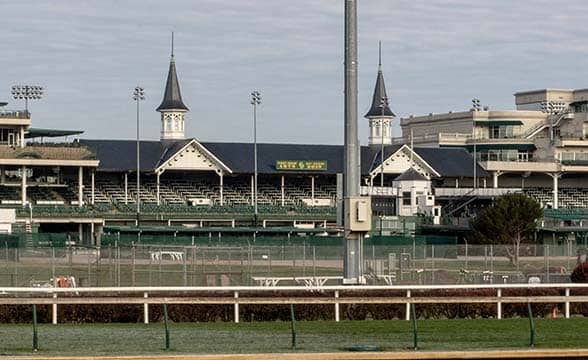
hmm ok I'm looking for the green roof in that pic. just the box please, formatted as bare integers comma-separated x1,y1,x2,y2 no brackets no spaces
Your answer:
25,128,84,139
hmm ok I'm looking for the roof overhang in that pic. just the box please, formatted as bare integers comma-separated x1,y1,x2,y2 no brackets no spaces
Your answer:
25,128,84,139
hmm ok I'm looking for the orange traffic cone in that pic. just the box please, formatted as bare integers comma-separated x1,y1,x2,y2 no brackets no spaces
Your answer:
551,307,558,319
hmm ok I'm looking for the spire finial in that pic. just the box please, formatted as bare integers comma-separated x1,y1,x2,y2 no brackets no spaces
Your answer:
378,40,382,69
171,32,175,60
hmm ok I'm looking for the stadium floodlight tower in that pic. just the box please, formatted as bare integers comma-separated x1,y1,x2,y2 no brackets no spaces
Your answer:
251,91,261,224
343,0,371,285
11,85,43,113
133,86,145,226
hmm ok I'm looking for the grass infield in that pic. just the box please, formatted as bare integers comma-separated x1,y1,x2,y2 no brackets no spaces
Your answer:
1,318,587,357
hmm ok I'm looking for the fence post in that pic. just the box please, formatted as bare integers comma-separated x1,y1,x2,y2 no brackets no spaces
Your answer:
290,304,296,350
131,242,136,287
52,293,57,325
411,303,418,351
32,304,38,351
163,303,170,350
405,290,411,321
565,287,570,319
143,292,149,324
334,290,340,322
234,291,239,323
527,302,535,348
497,289,502,320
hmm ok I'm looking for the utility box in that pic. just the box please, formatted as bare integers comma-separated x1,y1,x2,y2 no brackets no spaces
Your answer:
345,196,372,232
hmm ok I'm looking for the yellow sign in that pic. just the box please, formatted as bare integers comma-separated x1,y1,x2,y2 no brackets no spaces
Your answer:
275,160,327,171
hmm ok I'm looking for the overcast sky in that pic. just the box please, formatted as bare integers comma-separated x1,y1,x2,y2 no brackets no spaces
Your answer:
2,1,588,145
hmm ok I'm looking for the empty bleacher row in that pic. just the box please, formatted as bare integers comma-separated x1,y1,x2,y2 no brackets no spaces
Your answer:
86,176,337,208
524,188,588,208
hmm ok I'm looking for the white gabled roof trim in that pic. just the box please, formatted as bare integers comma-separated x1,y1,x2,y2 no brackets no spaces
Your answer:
154,139,233,175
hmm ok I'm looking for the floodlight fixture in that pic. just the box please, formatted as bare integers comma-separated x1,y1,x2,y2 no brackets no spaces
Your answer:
11,85,44,112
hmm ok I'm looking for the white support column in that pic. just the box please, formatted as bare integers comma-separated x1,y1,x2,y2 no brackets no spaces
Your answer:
251,175,254,206
552,173,559,209
20,127,25,148
124,173,128,204
281,175,285,207
21,165,26,206
91,170,95,205
219,172,224,206
90,222,95,246
156,173,161,206
78,166,83,207
492,172,499,188
311,176,315,203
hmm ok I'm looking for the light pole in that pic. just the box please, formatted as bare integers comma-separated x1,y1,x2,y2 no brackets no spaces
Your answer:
251,91,261,223
472,98,480,189
133,86,145,226
11,85,43,113
380,96,388,187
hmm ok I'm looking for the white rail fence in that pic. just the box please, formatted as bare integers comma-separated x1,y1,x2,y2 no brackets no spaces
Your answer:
2,284,588,324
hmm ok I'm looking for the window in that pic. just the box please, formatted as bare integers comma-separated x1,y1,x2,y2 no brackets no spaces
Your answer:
375,124,380,137
402,192,411,206
489,126,514,139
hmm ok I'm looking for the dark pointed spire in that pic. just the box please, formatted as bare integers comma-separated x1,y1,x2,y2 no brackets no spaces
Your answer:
364,41,394,118
157,33,189,112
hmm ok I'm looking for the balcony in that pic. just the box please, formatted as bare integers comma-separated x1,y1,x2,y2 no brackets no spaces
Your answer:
0,109,30,119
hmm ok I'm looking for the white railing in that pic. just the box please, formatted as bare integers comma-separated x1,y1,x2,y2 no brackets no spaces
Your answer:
435,188,522,197
1,284,587,324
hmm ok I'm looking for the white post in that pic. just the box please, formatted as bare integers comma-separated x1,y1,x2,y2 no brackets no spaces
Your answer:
493,172,499,188
405,290,411,321
251,175,254,206
91,170,95,205
335,290,340,322
52,293,58,325
143,292,149,324
497,289,502,319
20,126,25,148
21,165,26,206
124,173,128,204
219,172,224,206
565,287,570,319
281,175,285,207
78,166,83,207
311,176,315,203
156,173,160,206
234,291,239,323
552,173,559,209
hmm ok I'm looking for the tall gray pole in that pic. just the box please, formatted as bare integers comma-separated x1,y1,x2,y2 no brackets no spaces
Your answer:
133,86,145,226
343,0,363,283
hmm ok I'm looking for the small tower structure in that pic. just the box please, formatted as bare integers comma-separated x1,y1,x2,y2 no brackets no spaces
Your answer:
157,33,189,140
365,42,395,147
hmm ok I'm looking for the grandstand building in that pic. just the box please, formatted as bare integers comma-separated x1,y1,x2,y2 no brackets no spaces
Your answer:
1,44,586,247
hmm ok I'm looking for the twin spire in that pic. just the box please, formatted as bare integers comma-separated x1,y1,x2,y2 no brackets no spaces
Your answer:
156,32,189,112
364,41,394,118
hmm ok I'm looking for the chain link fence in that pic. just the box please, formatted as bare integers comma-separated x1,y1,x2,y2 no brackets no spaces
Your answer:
0,238,582,287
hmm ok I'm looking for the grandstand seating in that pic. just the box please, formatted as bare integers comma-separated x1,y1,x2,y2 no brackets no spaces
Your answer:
524,187,588,208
